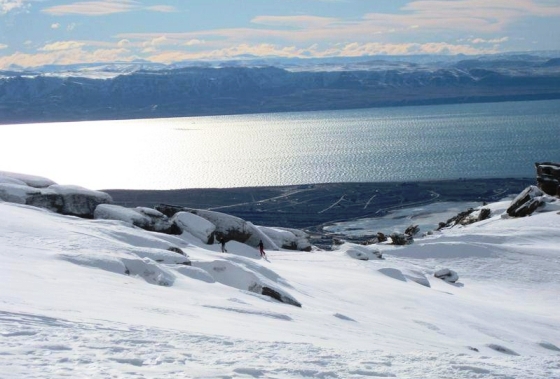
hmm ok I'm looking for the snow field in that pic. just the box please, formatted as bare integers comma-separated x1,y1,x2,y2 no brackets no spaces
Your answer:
1,197,560,378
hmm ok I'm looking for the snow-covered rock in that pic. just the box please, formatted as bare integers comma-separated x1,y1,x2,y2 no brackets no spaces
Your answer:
433,268,459,283
171,211,216,244
402,269,431,287
340,244,383,261
31,185,113,218
195,259,300,307
0,171,56,188
506,185,545,217
94,204,179,234
0,183,41,203
0,182,113,218
257,225,311,251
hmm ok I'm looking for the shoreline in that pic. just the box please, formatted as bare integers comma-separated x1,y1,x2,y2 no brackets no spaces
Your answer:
105,177,533,231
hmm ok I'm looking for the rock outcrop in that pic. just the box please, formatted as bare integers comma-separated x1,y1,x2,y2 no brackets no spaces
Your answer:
437,206,492,229
506,185,545,217
536,162,560,196
171,211,216,244
94,204,180,234
157,204,309,251
0,181,113,219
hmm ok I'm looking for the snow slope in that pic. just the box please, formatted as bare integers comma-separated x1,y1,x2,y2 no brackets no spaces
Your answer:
1,196,559,378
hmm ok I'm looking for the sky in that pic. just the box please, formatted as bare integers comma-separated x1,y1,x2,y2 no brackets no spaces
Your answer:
0,0,560,69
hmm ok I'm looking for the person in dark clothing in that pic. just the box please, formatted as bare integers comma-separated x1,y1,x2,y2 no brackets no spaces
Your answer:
258,240,266,257
219,237,227,253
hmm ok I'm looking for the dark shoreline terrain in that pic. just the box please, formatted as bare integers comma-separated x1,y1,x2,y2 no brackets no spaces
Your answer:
105,178,533,232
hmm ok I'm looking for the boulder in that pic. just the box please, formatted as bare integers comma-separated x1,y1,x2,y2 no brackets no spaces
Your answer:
189,209,253,243
390,232,413,245
20,184,113,218
156,205,255,243
94,204,180,234
344,246,383,260
257,225,311,251
434,268,459,283
404,224,420,236
377,232,387,242
506,185,545,217
171,211,216,244
0,183,42,204
0,171,56,188
536,162,560,196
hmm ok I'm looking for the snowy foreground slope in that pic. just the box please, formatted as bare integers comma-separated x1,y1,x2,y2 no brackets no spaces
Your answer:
1,197,560,378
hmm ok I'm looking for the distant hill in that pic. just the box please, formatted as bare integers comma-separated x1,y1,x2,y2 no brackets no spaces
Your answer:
1,54,560,124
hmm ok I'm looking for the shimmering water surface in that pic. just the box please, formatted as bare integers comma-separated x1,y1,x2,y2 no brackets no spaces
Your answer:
2,100,559,190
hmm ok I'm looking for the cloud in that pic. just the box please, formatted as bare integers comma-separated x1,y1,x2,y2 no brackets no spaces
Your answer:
145,5,176,13
469,37,509,44
67,23,77,31
39,41,86,51
0,43,7,49
51,23,60,29
117,39,130,47
251,15,338,28
42,1,178,16
0,46,135,69
42,0,138,16
184,39,205,46
141,35,170,53
0,0,29,15
142,40,497,64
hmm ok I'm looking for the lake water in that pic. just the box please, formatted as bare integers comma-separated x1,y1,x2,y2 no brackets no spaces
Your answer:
1,100,559,190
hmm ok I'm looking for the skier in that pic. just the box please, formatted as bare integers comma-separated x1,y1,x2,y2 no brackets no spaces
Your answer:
258,240,266,258
219,237,227,253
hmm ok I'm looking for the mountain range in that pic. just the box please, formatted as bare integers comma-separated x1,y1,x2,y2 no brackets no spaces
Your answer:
1,53,560,124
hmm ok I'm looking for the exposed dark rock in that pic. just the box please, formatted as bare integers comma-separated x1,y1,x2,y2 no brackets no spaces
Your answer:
390,232,413,245
487,344,519,356
377,232,387,243
405,224,420,236
167,247,186,256
262,286,302,308
478,208,491,221
506,185,545,217
535,162,560,196
26,185,112,218
155,203,185,218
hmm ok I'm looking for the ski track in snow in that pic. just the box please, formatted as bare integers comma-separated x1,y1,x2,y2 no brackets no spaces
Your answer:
1,310,558,379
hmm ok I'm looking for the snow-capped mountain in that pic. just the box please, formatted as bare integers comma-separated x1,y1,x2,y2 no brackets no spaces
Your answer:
1,170,559,378
1,54,559,124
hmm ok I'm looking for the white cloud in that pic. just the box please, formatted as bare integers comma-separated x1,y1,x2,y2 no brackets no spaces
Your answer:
117,39,130,47
67,23,77,31
42,1,178,16
0,43,7,49
0,46,136,69
0,0,27,15
184,39,204,46
145,5,176,13
51,23,60,29
251,15,338,28
141,35,170,53
470,37,509,44
39,41,86,51
42,1,138,16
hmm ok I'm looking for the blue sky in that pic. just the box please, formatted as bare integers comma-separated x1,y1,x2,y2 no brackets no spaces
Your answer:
1,0,559,69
